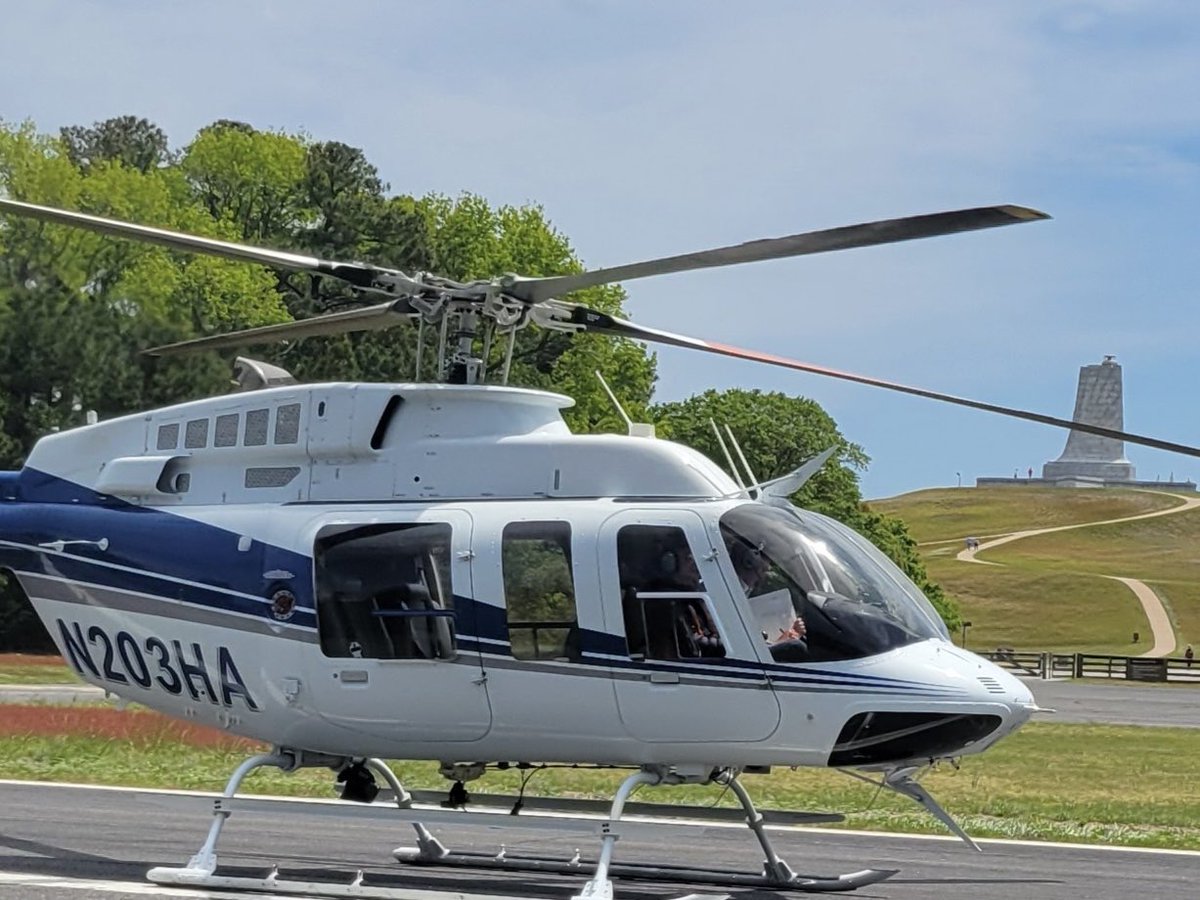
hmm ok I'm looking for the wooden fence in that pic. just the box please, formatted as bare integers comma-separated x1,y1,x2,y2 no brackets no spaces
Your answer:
982,649,1200,683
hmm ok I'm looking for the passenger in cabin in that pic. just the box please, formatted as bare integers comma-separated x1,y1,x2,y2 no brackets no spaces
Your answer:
658,544,702,593
643,543,713,657
665,544,724,657
616,527,723,660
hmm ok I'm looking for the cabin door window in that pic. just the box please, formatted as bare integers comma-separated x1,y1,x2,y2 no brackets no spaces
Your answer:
501,521,580,661
599,510,781,743
314,522,457,660
615,524,725,661
307,511,491,743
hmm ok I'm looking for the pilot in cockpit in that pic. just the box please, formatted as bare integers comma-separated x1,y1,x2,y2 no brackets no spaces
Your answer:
729,539,768,595
728,538,807,656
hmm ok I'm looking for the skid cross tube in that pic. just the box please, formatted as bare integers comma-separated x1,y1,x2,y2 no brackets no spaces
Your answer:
571,767,663,900
148,748,408,887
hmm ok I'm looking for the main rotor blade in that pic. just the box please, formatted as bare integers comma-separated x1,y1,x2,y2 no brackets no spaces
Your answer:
0,198,408,290
567,306,1200,459
509,205,1049,303
145,298,416,357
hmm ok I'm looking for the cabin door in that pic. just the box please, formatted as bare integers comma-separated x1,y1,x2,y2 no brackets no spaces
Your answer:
599,509,780,743
307,509,492,743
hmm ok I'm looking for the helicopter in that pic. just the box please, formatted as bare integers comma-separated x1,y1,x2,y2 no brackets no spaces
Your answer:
2,197,1197,900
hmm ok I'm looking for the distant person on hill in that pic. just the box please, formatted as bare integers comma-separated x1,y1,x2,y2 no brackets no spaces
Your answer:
1186,644,1195,667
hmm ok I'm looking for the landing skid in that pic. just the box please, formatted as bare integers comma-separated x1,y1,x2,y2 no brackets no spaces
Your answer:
147,749,897,898
395,842,893,893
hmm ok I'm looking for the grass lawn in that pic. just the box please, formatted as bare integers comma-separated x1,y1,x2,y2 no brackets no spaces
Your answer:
2,705,1199,850
871,487,1180,545
984,506,1200,583
1151,581,1200,652
924,560,1149,654
0,654,79,685
980,509,1200,650
876,487,1200,653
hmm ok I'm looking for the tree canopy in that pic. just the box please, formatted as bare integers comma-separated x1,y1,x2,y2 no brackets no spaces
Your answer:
0,115,954,649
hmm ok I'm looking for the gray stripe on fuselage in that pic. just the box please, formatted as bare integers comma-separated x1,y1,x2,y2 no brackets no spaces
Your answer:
475,650,956,696
18,571,319,644
22,573,963,697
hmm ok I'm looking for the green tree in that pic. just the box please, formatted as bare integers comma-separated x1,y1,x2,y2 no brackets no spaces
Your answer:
59,115,171,174
0,118,289,462
180,121,309,243
652,388,959,628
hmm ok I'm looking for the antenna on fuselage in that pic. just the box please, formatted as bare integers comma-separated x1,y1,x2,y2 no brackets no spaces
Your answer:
595,371,655,438
724,426,761,498
709,419,751,499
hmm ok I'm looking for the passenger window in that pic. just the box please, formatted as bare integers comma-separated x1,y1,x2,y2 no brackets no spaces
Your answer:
244,409,269,446
502,521,578,660
214,413,239,447
156,423,179,450
616,524,724,661
314,523,456,660
275,403,301,445
184,418,209,449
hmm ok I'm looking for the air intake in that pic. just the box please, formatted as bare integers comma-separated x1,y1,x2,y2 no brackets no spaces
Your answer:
977,676,1007,695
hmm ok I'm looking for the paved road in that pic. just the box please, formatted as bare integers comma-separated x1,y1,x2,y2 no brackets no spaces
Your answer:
0,781,1196,900
1025,678,1200,728
0,684,104,704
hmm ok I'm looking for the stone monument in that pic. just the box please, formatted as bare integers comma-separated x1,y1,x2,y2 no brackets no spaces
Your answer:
1041,355,1135,483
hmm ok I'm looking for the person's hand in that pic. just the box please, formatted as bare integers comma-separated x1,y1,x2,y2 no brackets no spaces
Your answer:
776,617,806,642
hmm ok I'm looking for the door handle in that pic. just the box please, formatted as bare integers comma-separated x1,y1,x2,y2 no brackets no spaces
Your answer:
648,672,680,684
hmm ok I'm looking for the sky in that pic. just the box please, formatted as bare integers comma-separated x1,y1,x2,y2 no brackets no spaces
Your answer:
2,1,1198,499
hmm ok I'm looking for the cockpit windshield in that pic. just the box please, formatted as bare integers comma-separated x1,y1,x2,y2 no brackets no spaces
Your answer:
720,503,946,663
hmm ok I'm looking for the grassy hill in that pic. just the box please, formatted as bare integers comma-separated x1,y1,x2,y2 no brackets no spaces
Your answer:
870,487,1199,655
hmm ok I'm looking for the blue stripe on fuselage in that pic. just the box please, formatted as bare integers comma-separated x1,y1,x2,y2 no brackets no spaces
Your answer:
0,468,314,627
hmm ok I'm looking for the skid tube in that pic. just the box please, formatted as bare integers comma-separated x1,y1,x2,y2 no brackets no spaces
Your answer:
395,766,896,898
148,750,896,898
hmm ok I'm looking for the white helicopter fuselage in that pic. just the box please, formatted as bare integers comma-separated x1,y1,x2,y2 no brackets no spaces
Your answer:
1,382,1034,770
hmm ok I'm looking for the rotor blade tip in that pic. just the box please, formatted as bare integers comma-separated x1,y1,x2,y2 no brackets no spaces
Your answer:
1000,205,1052,221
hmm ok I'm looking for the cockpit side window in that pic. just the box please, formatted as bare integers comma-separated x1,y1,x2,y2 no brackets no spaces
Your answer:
314,522,457,661
720,503,942,663
616,525,725,661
